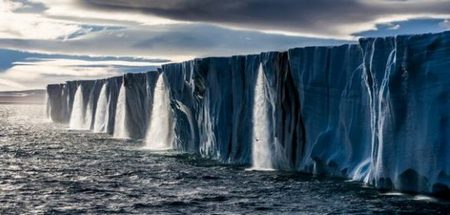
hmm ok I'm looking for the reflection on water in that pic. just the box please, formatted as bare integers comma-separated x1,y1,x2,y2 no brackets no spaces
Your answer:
0,104,449,214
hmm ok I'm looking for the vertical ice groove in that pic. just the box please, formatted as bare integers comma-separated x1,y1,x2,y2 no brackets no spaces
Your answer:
251,63,273,170
145,74,173,149
84,91,94,130
202,92,216,157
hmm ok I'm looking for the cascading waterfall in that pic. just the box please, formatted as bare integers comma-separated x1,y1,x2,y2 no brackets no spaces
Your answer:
250,64,273,170
69,85,88,130
114,83,128,138
94,83,109,133
69,85,85,130
144,74,173,150
366,49,396,184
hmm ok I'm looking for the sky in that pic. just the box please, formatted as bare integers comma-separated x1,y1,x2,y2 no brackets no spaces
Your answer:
1,0,450,91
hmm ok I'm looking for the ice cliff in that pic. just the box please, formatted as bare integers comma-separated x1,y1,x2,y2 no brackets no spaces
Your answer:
46,31,450,197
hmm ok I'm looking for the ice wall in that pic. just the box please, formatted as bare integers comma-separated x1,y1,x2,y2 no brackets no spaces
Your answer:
104,77,123,134
361,32,450,195
46,84,69,123
162,56,260,163
46,31,450,197
288,45,371,178
113,72,159,139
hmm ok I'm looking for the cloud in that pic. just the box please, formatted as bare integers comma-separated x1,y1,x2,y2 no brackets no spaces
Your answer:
17,58,164,67
79,0,450,38
0,58,121,90
356,18,449,37
0,21,348,91
0,0,32,12
1,0,450,91
31,0,180,26
0,78,27,91
0,48,168,72
0,24,349,62
0,49,165,90
440,20,450,29
7,0,47,13
388,24,401,30
0,13,89,40
0,0,97,40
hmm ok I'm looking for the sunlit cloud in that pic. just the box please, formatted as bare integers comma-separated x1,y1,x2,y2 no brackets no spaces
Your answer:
0,13,87,40
0,78,27,91
0,24,349,63
0,63,118,90
32,0,180,26
16,58,165,67
440,20,450,29
0,56,165,90
5,64,120,79
0,0,94,41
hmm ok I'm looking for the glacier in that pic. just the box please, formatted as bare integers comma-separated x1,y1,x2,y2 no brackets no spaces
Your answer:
45,31,450,197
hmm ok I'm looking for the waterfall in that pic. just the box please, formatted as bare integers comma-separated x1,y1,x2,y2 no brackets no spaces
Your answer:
144,74,173,150
94,83,109,133
113,83,128,138
250,64,273,170
368,49,396,184
69,85,88,130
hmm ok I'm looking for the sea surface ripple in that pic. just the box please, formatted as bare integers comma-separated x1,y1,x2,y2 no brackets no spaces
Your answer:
0,105,449,214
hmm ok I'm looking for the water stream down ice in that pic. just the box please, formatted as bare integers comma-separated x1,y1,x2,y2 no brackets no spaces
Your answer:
250,64,273,170
144,74,173,150
113,83,128,138
94,83,109,133
69,85,88,130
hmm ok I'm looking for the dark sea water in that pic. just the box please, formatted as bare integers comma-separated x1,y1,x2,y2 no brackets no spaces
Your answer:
1,104,449,214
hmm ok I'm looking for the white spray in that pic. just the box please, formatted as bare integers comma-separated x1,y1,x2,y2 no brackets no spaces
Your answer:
94,83,109,133
144,74,173,150
251,64,273,170
113,83,128,138
69,85,88,130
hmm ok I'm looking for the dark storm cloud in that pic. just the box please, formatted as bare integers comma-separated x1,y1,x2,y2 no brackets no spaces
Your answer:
78,0,450,37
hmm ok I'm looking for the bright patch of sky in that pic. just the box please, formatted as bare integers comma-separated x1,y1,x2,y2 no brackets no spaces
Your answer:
355,18,450,38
